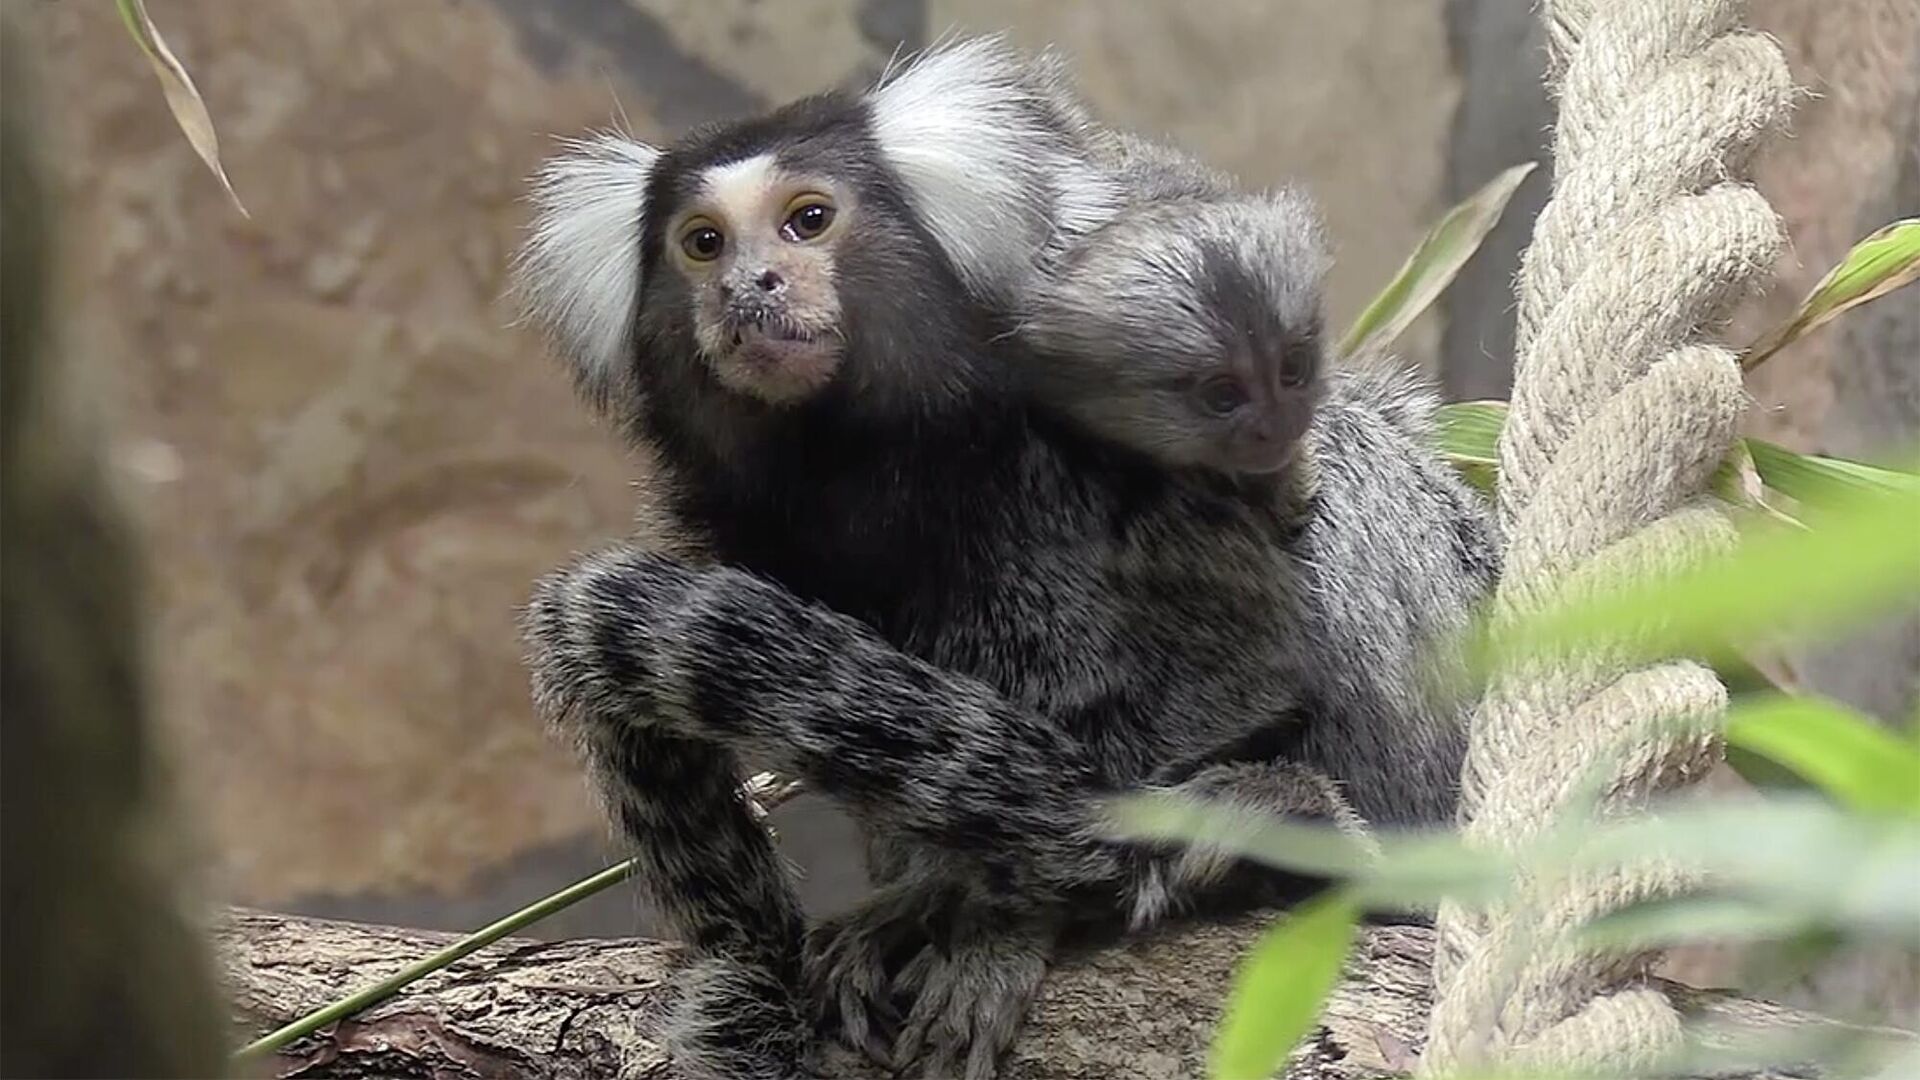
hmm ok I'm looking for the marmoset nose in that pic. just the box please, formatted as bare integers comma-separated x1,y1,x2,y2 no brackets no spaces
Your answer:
755,269,784,293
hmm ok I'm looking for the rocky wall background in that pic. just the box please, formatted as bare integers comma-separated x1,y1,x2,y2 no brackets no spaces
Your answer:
22,0,1916,965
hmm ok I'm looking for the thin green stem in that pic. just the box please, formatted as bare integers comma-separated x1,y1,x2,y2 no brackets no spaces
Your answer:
234,857,637,1062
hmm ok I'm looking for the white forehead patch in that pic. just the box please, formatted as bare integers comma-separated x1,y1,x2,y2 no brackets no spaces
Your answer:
700,154,781,227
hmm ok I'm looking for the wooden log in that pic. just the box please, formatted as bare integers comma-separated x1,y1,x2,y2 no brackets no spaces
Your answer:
218,908,1906,1079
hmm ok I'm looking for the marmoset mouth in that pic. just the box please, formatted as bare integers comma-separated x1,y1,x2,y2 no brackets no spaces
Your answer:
728,319,818,349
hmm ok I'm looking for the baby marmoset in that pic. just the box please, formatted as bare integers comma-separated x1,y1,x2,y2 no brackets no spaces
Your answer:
1022,134,1331,482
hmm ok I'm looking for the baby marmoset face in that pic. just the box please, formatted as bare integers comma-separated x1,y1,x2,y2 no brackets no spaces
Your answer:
1021,188,1331,477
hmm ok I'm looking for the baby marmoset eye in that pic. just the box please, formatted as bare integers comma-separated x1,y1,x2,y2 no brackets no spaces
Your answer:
1278,346,1317,389
1195,374,1250,416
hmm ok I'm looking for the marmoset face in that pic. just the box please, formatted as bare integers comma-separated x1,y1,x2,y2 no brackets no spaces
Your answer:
664,155,853,405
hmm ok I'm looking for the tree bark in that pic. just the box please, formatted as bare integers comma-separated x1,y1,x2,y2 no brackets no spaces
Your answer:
219,909,1905,1080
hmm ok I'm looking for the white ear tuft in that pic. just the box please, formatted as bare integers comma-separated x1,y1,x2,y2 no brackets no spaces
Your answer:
512,132,661,407
865,34,1121,309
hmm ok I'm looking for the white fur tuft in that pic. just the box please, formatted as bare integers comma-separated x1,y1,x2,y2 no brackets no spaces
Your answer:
865,34,1122,307
512,132,661,405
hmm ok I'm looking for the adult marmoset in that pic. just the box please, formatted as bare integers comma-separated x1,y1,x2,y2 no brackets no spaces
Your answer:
516,35,1495,1080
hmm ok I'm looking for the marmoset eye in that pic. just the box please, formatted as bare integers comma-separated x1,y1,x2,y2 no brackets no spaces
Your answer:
680,220,725,262
782,194,837,242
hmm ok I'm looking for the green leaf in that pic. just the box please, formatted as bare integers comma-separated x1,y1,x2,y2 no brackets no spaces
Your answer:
1747,437,1920,507
1338,162,1537,359
1744,218,1920,371
1471,481,1920,678
1209,890,1358,1080
1103,793,1379,880
1724,695,1920,815
115,0,246,217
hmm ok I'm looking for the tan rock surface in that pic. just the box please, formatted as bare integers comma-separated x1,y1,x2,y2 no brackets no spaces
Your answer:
35,0,1455,926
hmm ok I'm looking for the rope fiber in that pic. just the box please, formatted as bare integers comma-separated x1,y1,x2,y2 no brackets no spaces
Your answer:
1421,0,1791,1071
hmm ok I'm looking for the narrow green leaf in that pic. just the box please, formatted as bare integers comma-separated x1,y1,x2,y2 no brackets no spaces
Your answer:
1747,437,1920,507
114,0,247,216
1744,218,1920,371
1473,482,1920,678
1436,402,1919,514
235,858,638,1061
1338,162,1537,359
1209,890,1358,1080
1717,651,1792,698
1724,695,1920,815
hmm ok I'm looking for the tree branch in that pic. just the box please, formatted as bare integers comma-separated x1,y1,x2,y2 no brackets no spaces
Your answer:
218,909,1903,1079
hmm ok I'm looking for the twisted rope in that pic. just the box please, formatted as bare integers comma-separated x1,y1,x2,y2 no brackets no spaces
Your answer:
1422,0,1791,1072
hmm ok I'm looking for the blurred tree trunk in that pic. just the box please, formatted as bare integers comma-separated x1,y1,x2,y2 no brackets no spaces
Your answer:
1436,0,1552,403
1793,42,1920,730
1772,13,1920,1030
0,6,229,1076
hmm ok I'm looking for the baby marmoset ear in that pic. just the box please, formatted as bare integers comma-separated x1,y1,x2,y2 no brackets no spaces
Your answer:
514,132,662,411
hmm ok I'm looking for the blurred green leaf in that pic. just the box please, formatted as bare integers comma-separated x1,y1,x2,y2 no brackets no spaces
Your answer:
1581,893,1825,952
1563,797,1920,943
1724,695,1920,815
1663,1017,1911,1080
1104,792,1512,909
1105,792,1377,879
1472,481,1920,678
1209,890,1357,1080
115,0,246,216
1736,927,1848,1000
1338,162,1537,359
1725,741,1821,794
1744,218,1920,371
